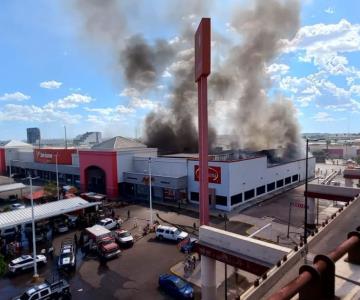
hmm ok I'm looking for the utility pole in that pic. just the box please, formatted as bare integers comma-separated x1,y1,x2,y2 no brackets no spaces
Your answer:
148,157,153,225
221,214,228,300
287,202,292,238
28,175,40,281
55,153,59,201
304,139,309,244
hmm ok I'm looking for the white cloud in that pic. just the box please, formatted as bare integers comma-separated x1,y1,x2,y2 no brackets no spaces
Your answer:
267,63,290,75
120,87,159,110
85,105,135,115
45,93,93,109
324,7,335,14
313,112,335,122
0,104,81,124
283,19,360,75
0,92,30,101
119,88,140,98
40,80,63,89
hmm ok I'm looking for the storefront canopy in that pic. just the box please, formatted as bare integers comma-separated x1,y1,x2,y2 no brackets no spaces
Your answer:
0,197,101,229
23,189,44,200
0,183,27,193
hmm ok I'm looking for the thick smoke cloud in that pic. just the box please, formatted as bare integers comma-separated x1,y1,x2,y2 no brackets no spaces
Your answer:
72,0,303,159
210,0,302,159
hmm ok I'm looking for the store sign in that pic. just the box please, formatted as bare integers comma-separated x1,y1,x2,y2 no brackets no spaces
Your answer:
194,165,221,184
34,149,76,165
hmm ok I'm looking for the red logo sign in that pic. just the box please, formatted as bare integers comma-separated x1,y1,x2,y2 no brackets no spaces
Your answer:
34,149,77,165
194,165,221,184
291,202,308,209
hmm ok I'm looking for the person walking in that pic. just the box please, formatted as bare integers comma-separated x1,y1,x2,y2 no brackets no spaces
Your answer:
74,233,78,249
127,210,130,219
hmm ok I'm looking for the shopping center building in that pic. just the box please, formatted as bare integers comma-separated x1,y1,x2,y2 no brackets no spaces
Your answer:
0,137,316,211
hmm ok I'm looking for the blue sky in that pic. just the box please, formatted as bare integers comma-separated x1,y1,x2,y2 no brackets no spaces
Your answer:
0,0,359,141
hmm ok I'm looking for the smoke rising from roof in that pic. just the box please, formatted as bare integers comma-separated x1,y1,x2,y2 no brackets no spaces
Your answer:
71,0,303,159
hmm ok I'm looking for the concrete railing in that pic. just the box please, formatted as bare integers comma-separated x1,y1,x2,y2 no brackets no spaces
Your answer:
241,193,360,300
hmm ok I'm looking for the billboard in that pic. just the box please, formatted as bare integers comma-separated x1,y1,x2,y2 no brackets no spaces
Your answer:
195,18,211,82
194,165,221,184
34,149,77,165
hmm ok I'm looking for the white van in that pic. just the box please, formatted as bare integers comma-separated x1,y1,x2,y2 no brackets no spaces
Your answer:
155,225,188,242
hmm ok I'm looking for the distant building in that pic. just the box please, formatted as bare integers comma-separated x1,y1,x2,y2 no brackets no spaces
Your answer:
73,132,102,146
26,128,40,145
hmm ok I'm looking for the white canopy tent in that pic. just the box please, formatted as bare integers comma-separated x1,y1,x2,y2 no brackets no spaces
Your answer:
0,197,101,229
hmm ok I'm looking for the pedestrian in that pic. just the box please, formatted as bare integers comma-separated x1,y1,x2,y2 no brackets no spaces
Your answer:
74,233,78,248
111,209,115,219
127,210,130,219
192,256,196,270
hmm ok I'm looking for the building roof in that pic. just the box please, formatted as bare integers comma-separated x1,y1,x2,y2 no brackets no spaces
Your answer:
91,136,146,150
0,197,100,229
2,140,33,148
0,183,27,193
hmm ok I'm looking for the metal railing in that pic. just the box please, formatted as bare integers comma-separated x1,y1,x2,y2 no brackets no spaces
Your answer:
267,230,360,300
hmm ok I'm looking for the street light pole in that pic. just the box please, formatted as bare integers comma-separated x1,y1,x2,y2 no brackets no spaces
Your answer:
29,175,39,280
222,214,228,300
55,154,59,201
9,158,12,183
148,157,153,225
304,138,309,244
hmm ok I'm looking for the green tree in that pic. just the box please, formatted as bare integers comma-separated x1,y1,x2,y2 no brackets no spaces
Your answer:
0,254,7,276
44,181,58,200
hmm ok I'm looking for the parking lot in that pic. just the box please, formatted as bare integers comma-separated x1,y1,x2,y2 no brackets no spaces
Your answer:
0,204,203,300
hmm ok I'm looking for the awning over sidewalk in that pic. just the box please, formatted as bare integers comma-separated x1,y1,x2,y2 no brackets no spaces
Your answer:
0,197,101,229
0,183,27,193
23,189,44,200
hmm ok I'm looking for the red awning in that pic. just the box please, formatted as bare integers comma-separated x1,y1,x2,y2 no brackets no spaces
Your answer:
24,189,44,200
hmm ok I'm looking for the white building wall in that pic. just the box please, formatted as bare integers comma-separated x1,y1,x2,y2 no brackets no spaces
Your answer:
72,153,79,166
17,149,34,163
134,157,188,178
117,148,158,182
187,156,316,211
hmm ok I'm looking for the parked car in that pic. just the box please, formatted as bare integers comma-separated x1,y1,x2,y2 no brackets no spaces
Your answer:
180,237,198,253
114,230,134,247
158,274,194,299
97,218,122,230
8,254,47,274
57,222,69,233
12,278,71,300
58,239,76,270
10,203,26,210
97,236,121,260
156,225,188,242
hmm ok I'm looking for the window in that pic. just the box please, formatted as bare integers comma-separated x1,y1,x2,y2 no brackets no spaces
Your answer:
165,230,170,234
231,193,242,205
256,185,266,196
160,181,170,184
285,177,291,185
292,174,299,182
190,192,199,202
40,290,49,297
276,179,284,188
157,229,164,233
244,189,255,201
216,195,227,206
30,294,39,300
267,182,275,192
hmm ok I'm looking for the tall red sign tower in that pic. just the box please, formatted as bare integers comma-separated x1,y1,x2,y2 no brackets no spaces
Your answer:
195,18,211,225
